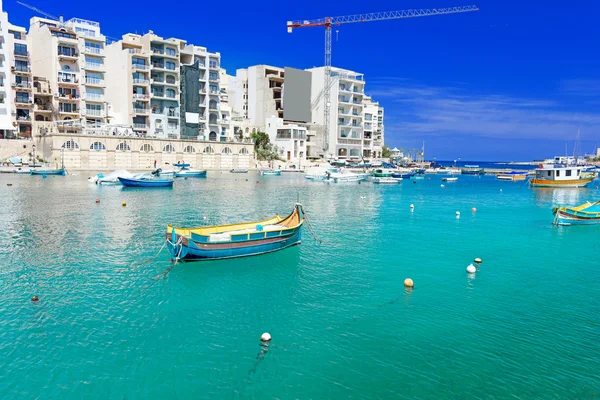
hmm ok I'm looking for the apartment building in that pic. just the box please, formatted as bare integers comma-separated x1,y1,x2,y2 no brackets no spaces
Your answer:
228,68,248,121
309,66,366,160
229,65,284,130
7,24,32,138
65,18,108,134
265,116,307,166
362,95,379,159
374,105,384,158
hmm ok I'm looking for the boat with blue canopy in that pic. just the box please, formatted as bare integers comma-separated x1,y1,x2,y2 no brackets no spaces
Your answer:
118,177,174,187
173,163,190,168
391,171,415,179
166,204,304,261
174,168,207,178
553,200,600,225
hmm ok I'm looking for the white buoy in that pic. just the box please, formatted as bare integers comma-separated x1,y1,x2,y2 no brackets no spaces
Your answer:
260,332,272,342
466,264,476,273
410,204,414,209
441,184,445,188
456,211,460,217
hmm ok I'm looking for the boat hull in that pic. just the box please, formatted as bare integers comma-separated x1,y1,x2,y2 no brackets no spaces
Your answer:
262,171,281,176
175,170,207,178
167,227,302,261
530,178,592,188
230,169,249,174
555,213,600,225
391,172,415,179
118,177,173,187
30,168,66,176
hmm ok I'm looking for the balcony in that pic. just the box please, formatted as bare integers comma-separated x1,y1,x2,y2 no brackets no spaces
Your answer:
152,108,179,118
14,51,29,59
85,108,105,116
132,63,149,71
84,93,104,102
85,77,104,86
59,108,79,115
132,93,150,100
209,63,219,70
84,46,104,56
133,78,150,86
12,82,32,90
14,98,33,107
58,51,78,60
85,62,104,71
339,85,352,92
208,77,219,83
34,104,52,112
133,108,149,115
16,116,32,124
339,97,350,103
57,77,79,87
151,48,164,55
164,79,178,87
57,93,80,102
12,66,31,75
133,123,148,130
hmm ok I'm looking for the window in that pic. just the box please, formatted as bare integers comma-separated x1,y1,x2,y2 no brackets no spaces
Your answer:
14,43,28,56
90,142,106,151
209,84,218,93
183,145,195,153
166,47,176,56
166,61,175,70
116,142,131,151
167,121,178,130
239,147,249,155
556,170,560,177
222,147,232,154
203,146,214,153
132,57,146,67
61,140,79,150
15,92,30,103
166,88,176,98
566,170,572,177
58,46,76,56
15,60,28,72
163,144,175,153
9,30,22,40
141,144,154,152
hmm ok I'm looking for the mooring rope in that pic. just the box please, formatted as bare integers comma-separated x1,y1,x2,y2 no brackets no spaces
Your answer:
303,211,325,244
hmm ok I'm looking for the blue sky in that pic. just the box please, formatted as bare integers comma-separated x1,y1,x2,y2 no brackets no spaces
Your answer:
6,0,599,160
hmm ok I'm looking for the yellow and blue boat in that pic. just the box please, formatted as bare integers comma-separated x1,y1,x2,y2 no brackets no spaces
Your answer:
166,204,304,261
553,200,600,225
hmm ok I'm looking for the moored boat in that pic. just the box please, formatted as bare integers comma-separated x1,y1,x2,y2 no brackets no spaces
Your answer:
175,169,207,178
166,204,304,261
261,170,281,176
553,200,600,225
530,164,593,188
373,177,399,184
30,168,66,176
371,168,395,178
326,170,369,183
461,165,484,175
230,168,249,174
442,177,458,182
391,171,415,179
173,163,191,168
305,166,339,181
497,171,528,181
118,177,174,187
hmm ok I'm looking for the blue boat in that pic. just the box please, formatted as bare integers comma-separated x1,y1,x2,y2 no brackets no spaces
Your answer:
553,200,600,226
261,170,281,176
118,177,174,187
166,204,304,261
30,168,66,176
173,163,190,168
174,169,207,178
391,171,415,179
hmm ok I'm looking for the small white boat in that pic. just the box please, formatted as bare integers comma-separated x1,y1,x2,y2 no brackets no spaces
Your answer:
158,169,175,177
326,170,369,183
373,177,399,184
305,166,339,181
442,177,458,182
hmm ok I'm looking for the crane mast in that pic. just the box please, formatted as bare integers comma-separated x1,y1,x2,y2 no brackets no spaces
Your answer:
288,5,478,158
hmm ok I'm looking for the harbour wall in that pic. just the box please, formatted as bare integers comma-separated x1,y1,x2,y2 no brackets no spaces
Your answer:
35,134,255,171
0,139,35,163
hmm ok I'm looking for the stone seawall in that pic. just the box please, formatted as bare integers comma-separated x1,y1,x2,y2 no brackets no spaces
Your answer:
0,139,35,163
35,134,256,171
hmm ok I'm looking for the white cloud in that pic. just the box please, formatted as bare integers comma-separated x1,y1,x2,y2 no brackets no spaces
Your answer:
367,79,600,142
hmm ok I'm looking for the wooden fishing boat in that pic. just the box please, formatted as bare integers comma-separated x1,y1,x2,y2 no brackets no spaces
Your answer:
371,168,394,177
166,204,304,261
497,171,528,181
261,170,281,176
530,164,593,188
175,169,207,178
230,169,249,174
118,177,174,187
30,168,66,176
461,165,484,175
442,177,458,182
553,200,600,225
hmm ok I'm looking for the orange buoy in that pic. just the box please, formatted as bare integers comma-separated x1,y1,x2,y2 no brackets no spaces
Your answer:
122,201,126,207
472,207,477,212
404,278,414,288
474,258,482,264
96,199,100,204
31,296,39,302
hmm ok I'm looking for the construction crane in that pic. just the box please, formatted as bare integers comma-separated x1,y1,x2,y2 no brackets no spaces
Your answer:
288,5,479,158
16,1,62,23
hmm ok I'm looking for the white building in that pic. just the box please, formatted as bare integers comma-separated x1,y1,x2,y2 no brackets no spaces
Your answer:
362,95,384,158
309,66,366,161
5,21,30,138
230,65,284,130
265,116,307,167
0,1,13,139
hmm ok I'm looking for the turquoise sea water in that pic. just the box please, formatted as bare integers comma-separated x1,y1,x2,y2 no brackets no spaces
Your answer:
1,173,599,399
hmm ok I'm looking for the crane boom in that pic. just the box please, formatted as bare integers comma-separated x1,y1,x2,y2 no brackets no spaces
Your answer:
287,5,478,30
16,1,60,21
287,5,478,159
